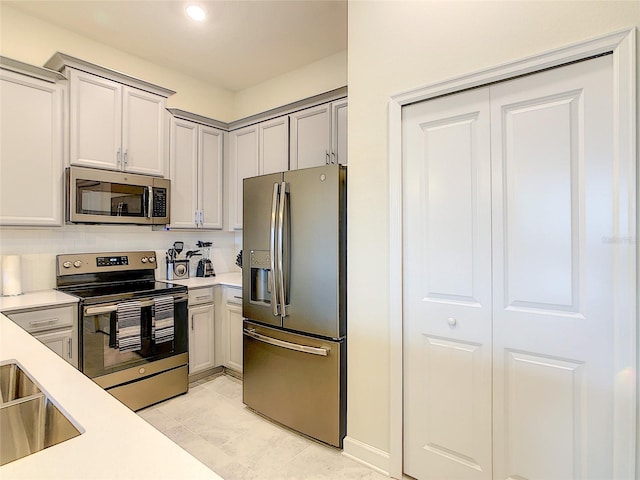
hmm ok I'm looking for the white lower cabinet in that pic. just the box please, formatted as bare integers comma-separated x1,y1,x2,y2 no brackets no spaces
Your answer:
4,304,78,368
223,286,243,374
34,328,75,363
187,287,215,376
225,303,243,373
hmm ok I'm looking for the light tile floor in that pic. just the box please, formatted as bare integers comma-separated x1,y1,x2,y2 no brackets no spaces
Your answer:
138,374,387,480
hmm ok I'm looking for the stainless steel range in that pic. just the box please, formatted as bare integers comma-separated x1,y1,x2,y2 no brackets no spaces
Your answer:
56,251,189,411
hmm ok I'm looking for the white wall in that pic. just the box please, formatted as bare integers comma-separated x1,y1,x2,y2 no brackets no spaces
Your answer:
345,0,639,472
233,50,348,119
0,4,235,121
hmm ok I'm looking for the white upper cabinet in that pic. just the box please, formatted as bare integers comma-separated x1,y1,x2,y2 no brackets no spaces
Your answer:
290,99,347,169
169,115,223,230
122,86,167,176
0,61,65,226
169,118,198,229
229,117,290,230
229,124,259,230
259,116,289,175
289,103,331,170
229,97,346,229
199,125,224,229
45,53,175,178
69,69,166,176
331,99,348,165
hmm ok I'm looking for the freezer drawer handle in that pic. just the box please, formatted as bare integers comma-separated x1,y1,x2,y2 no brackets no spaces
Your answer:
244,328,329,356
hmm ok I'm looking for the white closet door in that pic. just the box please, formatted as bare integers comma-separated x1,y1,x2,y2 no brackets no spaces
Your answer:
403,53,631,480
402,88,493,480
491,55,615,480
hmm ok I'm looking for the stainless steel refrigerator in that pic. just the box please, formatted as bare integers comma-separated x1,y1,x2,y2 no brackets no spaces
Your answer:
242,164,346,448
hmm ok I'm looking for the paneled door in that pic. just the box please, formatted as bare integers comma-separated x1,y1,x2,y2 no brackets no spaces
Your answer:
403,54,627,480
402,86,493,480
490,55,614,480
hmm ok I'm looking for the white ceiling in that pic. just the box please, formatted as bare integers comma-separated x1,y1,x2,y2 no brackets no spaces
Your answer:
6,0,347,91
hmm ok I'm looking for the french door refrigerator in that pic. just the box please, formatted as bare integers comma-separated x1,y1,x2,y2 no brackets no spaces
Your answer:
242,164,346,448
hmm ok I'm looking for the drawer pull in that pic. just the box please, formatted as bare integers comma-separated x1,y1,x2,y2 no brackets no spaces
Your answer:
29,318,58,327
195,295,210,300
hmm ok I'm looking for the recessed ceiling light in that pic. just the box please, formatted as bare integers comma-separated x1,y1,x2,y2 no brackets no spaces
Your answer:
186,4,207,22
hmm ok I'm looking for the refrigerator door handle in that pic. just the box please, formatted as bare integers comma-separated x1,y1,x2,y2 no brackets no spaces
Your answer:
270,182,280,316
244,328,329,356
277,181,288,317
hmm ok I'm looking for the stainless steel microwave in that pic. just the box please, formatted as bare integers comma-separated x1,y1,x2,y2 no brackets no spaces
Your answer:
66,166,170,225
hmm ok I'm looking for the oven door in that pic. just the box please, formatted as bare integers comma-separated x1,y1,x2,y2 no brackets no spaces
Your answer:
81,293,188,378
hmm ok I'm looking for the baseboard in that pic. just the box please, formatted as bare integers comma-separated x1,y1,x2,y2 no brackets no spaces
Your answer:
223,366,243,380
188,366,223,383
342,436,390,477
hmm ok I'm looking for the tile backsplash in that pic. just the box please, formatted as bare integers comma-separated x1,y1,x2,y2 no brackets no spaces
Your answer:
0,225,242,293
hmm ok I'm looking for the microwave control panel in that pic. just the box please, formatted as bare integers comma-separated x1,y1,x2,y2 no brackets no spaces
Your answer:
153,188,167,217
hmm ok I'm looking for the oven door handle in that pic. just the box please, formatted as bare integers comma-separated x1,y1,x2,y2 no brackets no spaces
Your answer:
84,294,187,316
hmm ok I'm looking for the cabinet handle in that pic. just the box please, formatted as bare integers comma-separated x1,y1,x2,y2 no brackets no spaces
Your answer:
194,210,199,224
29,318,58,327
117,148,122,166
68,337,72,359
124,150,129,166
233,296,242,300
195,295,210,300
191,313,194,330
331,151,336,164
325,150,330,165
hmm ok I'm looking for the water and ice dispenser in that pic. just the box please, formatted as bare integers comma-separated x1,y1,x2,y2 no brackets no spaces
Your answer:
249,250,272,304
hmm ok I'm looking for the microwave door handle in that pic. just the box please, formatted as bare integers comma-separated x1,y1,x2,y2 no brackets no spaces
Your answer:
270,182,280,317
146,186,153,219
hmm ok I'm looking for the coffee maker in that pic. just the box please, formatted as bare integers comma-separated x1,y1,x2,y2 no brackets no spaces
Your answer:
196,241,215,277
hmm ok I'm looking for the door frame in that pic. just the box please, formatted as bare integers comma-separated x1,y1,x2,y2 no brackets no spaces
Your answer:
388,28,636,479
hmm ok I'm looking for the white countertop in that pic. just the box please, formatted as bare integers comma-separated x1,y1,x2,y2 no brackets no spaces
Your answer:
0,314,222,480
169,271,242,289
0,290,79,312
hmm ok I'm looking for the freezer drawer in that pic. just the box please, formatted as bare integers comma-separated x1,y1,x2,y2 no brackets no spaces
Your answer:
242,321,346,447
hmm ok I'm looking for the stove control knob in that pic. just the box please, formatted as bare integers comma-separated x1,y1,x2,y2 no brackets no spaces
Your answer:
141,257,148,264
148,256,156,263
73,260,82,268
62,261,72,269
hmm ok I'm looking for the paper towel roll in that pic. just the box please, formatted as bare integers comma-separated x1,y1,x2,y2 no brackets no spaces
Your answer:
2,255,22,296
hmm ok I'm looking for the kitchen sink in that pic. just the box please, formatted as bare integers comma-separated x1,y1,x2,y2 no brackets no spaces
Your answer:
0,362,82,466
